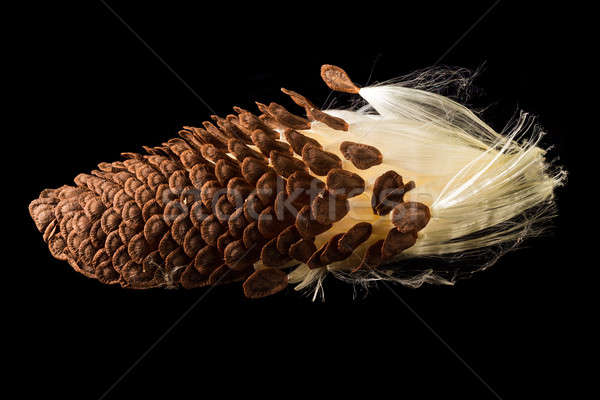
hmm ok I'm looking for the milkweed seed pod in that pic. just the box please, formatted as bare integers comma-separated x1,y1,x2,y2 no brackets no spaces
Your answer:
29,64,565,299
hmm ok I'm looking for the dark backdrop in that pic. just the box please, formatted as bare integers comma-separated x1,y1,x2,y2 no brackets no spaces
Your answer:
16,1,583,398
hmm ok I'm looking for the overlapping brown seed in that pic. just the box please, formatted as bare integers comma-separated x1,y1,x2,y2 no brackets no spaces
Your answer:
289,239,317,263
144,214,168,246
189,164,216,189
268,102,311,130
326,169,365,198
338,222,372,254
283,129,322,156
339,141,383,170
227,177,253,206
257,206,290,239
306,243,327,269
238,111,279,139
200,214,226,247
224,240,254,270
216,231,235,253
302,144,342,176
276,225,302,255
391,202,431,233
243,192,266,222
286,170,325,207
243,268,288,299
228,138,266,162
215,159,241,186
281,88,317,112
158,231,178,259
194,245,222,274
295,205,332,239
201,180,225,209
180,264,210,289
320,233,351,264
228,207,248,238
381,229,418,260
354,239,384,272
260,238,291,267
241,157,271,185
171,213,193,245
308,108,349,131
215,196,235,223
183,227,204,258
371,170,404,215
376,181,415,215
250,129,292,157
255,171,283,206
320,64,360,94
311,190,349,224
270,150,307,178
242,221,265,249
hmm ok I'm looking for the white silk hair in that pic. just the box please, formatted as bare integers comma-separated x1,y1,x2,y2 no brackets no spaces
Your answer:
285,67,566,300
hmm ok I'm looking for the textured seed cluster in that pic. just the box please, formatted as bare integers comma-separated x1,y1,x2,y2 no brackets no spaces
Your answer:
29,65,431,298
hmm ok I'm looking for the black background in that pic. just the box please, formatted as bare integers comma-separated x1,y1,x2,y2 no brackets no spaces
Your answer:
15,1,585,398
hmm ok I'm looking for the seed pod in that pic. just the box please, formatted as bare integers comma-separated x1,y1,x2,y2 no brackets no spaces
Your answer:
295,205,332,239
270,150,307,178
302,144,342,176
283,129,322,156
243,268,288,299
326,168,365,198
339,141,383,170
268,102,311,130
391,202,431,233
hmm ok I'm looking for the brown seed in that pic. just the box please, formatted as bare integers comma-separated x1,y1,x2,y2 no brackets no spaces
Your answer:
320,233,351,264
171,214,193,245
338,222,372,253
238,111,279,139
144,214,168,246
268,102,311,130
202,121,229,144
243,191,266,222
215,159,241,186
48,234,68,260
179,186,202,207
201,180,225,209
289,239,317,263
209,264,250,286
200,143,230,163
243,221,266,249
371,170,404,214
183,227,205,258
216,231,235,254
382,229,418,260
258,206,290,239
228,138,266,162
320,64,360,94
260,238,291,267
190,126,228,149
354,239,384,272
280,88,317,112
270,150,307,178
168,170,189,195
274,191,298,223
200,214,226,246
243,268,288,299
256,171,284,206
180,264,210,289
251,129,292,156
283,129,322,155
194,245,223,273
311,190,349,225
302,144,342,176
215,196,235,224
391,202,431,233
286,170,325,207
375,181,415,216
163,200,187,226
326,168,365,198
128,232,150,263
308,108,349,131
306,243,327,269
259,113,286,131
142,199,162,221
101,208,121,234
228,207,248,238
224,240,254,270
179,149,204,169
295,205,332,239
340,141,383,170
155,184,177,208
105,230,122,256
241,157,271,185
216,118,252,144
227,177,253,207
158,231,178,259
159,159,179,178
189,164,216,189
276,225,301,255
